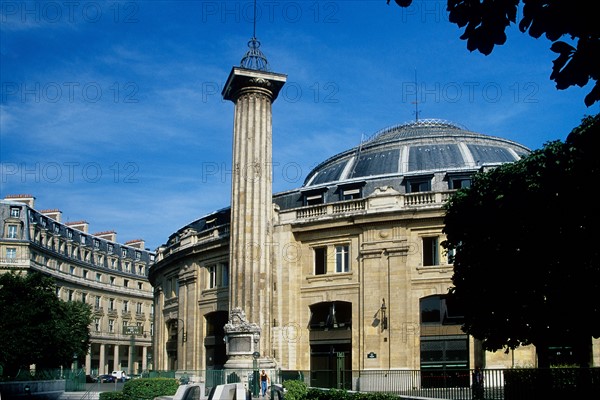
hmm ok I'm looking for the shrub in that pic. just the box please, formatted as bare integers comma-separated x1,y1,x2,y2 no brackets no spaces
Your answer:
99,391,127,400
99,378,179,400
283,379,308,400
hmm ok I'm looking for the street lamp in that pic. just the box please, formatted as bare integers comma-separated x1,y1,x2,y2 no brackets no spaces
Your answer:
178,318,187,344
380,298,388,330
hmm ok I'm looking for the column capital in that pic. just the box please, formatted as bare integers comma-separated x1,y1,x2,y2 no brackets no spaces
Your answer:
222,67,287,102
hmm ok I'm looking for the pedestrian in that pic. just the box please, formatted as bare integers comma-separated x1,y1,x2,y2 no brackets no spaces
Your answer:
180,372,189,385
260,369,269,397
472,366,484,400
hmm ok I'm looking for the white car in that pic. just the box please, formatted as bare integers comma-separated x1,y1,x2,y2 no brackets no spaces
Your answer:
111,370,130,382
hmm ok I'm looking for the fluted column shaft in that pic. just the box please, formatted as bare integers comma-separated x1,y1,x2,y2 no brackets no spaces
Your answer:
223,68,286,363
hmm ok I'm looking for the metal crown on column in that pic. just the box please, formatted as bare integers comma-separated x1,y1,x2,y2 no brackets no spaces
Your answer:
221,38,286,369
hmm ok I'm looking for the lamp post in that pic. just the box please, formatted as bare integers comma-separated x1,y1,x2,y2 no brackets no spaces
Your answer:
178,318,187,345
252,351,260,397
381,299,388,331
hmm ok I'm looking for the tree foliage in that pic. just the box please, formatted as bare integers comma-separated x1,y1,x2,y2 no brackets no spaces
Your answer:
442,113,600,366
387,0,600,106
0,271,93,377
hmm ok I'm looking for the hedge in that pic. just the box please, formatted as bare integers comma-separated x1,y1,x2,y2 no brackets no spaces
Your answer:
99,378,179,400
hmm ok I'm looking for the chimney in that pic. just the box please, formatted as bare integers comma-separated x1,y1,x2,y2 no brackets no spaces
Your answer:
93,231,117,242
40,209,62,223
4,194,35,208
125,239,145,249
66,220,89,233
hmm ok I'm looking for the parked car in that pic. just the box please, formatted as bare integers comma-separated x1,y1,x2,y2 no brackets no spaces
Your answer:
111,370,130,382
98,374,116,383
85,375,98,383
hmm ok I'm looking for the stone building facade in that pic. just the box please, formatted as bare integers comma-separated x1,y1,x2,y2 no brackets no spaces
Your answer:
149,119,599,385
0,194,155,376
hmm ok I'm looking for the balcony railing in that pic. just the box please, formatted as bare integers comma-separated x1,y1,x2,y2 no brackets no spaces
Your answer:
292,191,454,222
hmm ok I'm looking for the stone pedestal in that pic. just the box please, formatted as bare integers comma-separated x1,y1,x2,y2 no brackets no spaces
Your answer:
223,307,276,370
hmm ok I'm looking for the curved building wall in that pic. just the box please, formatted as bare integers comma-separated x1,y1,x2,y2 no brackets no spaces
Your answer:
150,120,592,382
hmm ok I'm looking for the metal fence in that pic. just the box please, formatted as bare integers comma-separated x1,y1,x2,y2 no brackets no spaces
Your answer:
191,367,596,400
3,367,598,400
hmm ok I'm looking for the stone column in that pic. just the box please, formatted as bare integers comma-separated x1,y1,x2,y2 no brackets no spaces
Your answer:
222,67,286,369
99,343,106,374
142,346,148,371
85,349,92,375
113,345,119,371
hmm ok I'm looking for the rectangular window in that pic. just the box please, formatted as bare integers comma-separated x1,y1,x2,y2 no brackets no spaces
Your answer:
96,273,102,282
124,279,129,288
68,290,74,301
70,266,76,274
108,244,114,253
220,263,229,287
135,251,141,260
94,239,100,249
208,265,217,289
137,282,143,290
408,180,431,193
83,270,88,279
94,318,100,332
108,319,114,333
423,237,440,266
6,248,17,259
123,300,129,312
10,207,21,217
450,177,471,189
136,302,143,314
314,247,327,275
7,225,18,239
342,188,361,200
110,276,115,285
122,248,127,257
109,298,115,311
447,248,455,264
335,245,350,273
95,296,101,309
305,194,324,206
82,292,87,303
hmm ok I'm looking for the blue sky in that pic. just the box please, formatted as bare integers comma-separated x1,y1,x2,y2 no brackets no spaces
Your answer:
1,0,598,250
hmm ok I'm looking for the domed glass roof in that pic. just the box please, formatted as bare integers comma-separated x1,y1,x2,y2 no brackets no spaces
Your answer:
303,119,530,187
